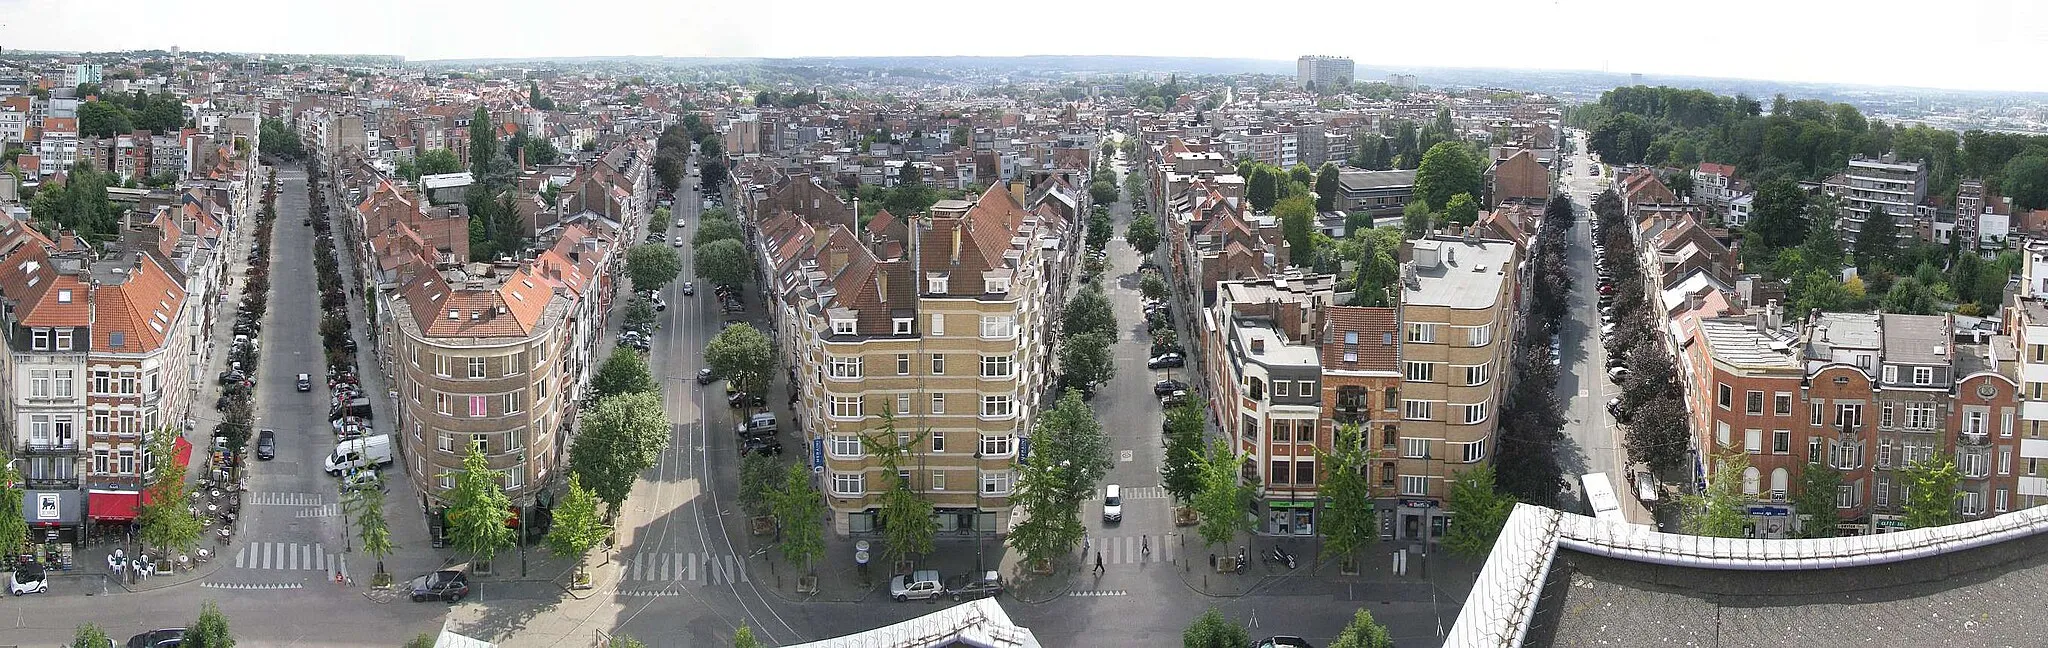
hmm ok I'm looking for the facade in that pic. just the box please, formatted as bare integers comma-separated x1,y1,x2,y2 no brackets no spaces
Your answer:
38,116,79,176
1319,306,1402,539
1207,273,1339,536
1296,56,1355,91
1824,155,1927,247
757,186,1070,537
1336,169,1418,219
1394,236,1519,539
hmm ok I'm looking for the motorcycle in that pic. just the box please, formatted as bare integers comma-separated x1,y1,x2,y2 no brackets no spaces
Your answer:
1232,546,1249,574
1267,546,1297,570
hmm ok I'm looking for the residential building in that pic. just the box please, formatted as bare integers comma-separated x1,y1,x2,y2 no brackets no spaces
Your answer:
755,186,1070,537
1296,56,1355,92
1320,306,1403,539
38,117,79,175
1207,273,1340,536
1393,235,1520,539
1824,155,1927,247
1487,149,1548,208
1955,179,2013,252
1692,163,1738,207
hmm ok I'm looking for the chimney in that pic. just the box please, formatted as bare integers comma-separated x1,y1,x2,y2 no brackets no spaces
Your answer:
1250,337,1265,355
1765,299,1782,331
516,144,526,171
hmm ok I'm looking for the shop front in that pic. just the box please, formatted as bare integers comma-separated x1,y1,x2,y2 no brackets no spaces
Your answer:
1745,505,1791,538
1264,500,1316,536
22,489,81,544
1872,515,1907,534
1395,498,1445,541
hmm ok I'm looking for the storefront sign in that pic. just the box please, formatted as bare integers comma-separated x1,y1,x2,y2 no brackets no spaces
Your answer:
35,492,58,521
1268,500,1315,509
1746,506,1790,517
1399,499,1438,509
23,490,79,525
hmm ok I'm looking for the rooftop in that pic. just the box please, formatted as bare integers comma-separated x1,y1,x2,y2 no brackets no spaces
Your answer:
1402,237,1515,310
1880,313,1952,365
1337,168,1418,192
1233,321,1320,369
1698,317,1802,371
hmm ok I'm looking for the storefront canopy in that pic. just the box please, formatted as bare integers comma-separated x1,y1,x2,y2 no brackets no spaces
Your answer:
87,490,140,521
23,490,80,525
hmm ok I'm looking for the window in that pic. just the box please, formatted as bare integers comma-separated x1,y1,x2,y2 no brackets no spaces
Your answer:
931,471,946,491
1882,365,1898,384
92,370,110,394
118,448,135,474
1295,461,1315,486
469,396,488,417
897,354,911,375
828,356,863,379
1775,393,1793,415
440,475,455,491
30,328,49,351
832,319,856,335
1406,323,1436,343
1296,420,1317,445
896,394,911,415
930,313,945,336
1913,367,1933,385
468,357,487,379
435,393,451,415
1461,402,1488,425
1464,363,1491,386
1996,488,2010,513
503,468,524,490
1403,400,1433,421
471,433,489,454
979,434,1014,456
2000,447,2012,475
1961,490,1984,516
1876,480,1890,508
1743,391,1764,415
1808,437,1822,464
1385,388,1398,410
504,390,524,414
1248,378,1264,400
433,354,450,377
831,472,865,496
2002,409,2015,438
1466,324,1493,346
1461,440,1486,463
1270,460,1290,485
1836,484,1854,509
1878,441,1892,468
931,393,946,414
54,328,71,351
987,276,1011,293
29,370,48,398
1811,402,1824,426
1272,421,1292,442
1744,429,1762,454
1881,402,1896,428
438,433,453,453
1717,383,1732,409
1834,403,1863,430
830,435,862,457
829,397,862,420
980,470,1014,495
929,276,949,293
981,355,1012,378
1772,430,1790,454
1402,438,1430,459
893,318,913,335
931,355,946,375
1906,403,1935,429
54,371,72,397
1400,475,1428,496
1404,362,1434,382
981,395,1014,418
1831,439,1864,471
1961,451,1989,478
980,315,1015,339
932,432,945,453
1275,381,1291,397
91,449,108,474
1299,381,1315,397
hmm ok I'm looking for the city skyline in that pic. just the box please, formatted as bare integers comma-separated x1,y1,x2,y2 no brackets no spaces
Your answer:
1,0,2045,93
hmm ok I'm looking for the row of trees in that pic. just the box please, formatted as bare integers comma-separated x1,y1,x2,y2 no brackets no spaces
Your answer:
257,118,306,160
1349,108,1459,172
1681,449,1967,538
27,164,124,244
652,113,728,197
1183,605,1391,648
1590,190,1692,474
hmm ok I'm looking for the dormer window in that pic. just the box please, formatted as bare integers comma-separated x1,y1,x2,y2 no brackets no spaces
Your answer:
929,276,948,293
987,277,1011,294
54,328,72,351
832,319,855,335
56,289,72,303
894,318,913,335
30,328,50,351
448,309,460,320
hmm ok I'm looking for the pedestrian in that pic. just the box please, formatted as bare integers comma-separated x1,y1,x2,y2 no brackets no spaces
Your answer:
1094,552,1104,575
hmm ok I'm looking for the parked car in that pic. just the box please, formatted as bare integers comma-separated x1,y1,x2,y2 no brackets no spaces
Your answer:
728,390,766,409
740,436,783,456
675,219,688,229
1160,390,1189,407
1153,379,1188,396
946,570,1005,600
1608,366,1630,382
889,569,944,602
735,412,777,437
1253,637,1316,648
1146,353,1185,369
8,561,47,595
256,429,276,461
125,629,187,648
408,568,471,603
696,368,717,385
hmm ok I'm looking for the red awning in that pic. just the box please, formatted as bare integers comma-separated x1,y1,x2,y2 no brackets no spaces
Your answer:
88,491,140,521
173,436,194,469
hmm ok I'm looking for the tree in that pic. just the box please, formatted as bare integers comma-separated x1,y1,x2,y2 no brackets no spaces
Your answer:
568,391,673,519
1007,441,1088,570
1414,142,1482,213
1059,330,1116,391
1124,212,1161,256
1161,399,1207,503
591,347,658,400
1062,284,1118,339
704,323,774,397
182,601,235,647
0,454,25,559
1085,208,1114,251
1182,608,1250,648
77,100,134,138
865,412,935,566
737,452,779,519
522,137,561,166
1666,171,1695,198
1444,192,1479,227
528,80,554,111
257,118,304,160
1853,207,1899,269
349,485,395,581
72,623,114,648
2005,154,2048,211
1400,200,1433,239
445,445,517,566
544,474,610,584
1315,162,1341,212
733,625,762,648
1328,608,1394,648
623,295,658,330
1035,390,1114,499
414,148,462,177
606,637,649,648
1680,452,1750,537
468,106,497,175
1792,461,1843,538
1748,178,1810,251
1192,439,1255,547
691,217,744,248
137,431,202,555
404,634,436,648
1274,195,1317,266
1443,465,1517,559
694,238,752,289
1246,167,1279,212
625,244,683,291
1902,452,1964,529
1881,276,1935,315
1139,272,1169,302
771,463,826,570
1315,424,1377,569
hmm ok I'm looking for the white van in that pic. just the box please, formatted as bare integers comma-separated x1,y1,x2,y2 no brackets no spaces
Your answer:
324,434,394,475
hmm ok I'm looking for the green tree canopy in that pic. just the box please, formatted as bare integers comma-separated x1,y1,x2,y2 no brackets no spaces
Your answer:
1681,452,1751,537
2004,153,2048,211
543,474,611,581
138,431,202,554
1329,608,1394,648
1443,465,1517,559
1139,272,1169,302
1444,192,1480,227
691,217,744,248
1058,330,1116,391
771,462,826,570
1315,162,1341,212
705,323,774,397
1192,439,1255,547
1315,424,1378,566
1400,200,1433,240
625,244,684,291
1792,461,1843,538
1247,166,1279,212
590,346,658,400
1161,399,1207,503
445,445,516,564
1274,195,1317,266
72,623,114,648
0,455,25,558
468,105,498,175
1414,142,1483,213
181,601,235,648
1903,452,1964,528
568,391,673,518
693,238,752,289
1182,608,1250,648
415,148,462,177
1062,284,1118,339
1124,212,1162,256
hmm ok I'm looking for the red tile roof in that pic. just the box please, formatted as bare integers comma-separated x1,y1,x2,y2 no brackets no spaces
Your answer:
1322,306,1400,372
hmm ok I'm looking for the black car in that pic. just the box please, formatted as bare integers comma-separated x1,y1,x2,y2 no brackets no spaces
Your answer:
126,629,187,648
256,429,276,461
740,436,784,456
681,282,696,296
1253,637,1315,648
408,569,471,603
727,390,766,408
1146,353,1185,369
1153,379,1187,396
696,368,716,385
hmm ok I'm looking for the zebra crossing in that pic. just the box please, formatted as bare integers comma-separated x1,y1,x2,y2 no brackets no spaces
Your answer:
1088,534,1176,565
1120,486,1169,501
229,542,350,582
248,492,326,507
619,551,750,585
294,503,343,519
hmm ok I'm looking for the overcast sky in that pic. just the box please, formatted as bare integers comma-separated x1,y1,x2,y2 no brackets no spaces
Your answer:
3,0,2045,92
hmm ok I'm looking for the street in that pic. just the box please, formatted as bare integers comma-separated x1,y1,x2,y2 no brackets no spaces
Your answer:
1553,133,1650,524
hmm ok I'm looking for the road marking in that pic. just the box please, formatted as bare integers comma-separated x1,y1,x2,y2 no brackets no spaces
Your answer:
1119,450,1134,462
1121,486,1168,500
202,582,304,590
233,542,344,574
295,504,342,518
250,492,325,506
1069,590,1128,597
620,552,750,584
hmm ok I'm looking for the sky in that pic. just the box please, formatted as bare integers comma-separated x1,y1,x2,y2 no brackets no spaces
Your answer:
2,0,2046,93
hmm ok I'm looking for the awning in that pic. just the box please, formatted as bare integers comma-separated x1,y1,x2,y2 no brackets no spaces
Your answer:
87,490,140,521
23,490,81,525
173,435,194,469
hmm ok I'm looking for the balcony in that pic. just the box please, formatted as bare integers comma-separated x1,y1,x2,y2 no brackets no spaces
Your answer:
21,440,79,456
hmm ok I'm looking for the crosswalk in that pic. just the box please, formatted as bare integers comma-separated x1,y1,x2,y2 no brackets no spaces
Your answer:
248,492,326,507
230,542,350,582
1120,486,1169,501
1087,534,1176,565
202,582,304,590
294,504,343,519
620,551,749,585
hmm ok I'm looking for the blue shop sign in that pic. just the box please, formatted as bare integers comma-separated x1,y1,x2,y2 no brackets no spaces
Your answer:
1746,506,1790,517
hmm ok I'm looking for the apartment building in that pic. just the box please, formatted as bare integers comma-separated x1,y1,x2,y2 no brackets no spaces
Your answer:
1319,306,1403,539
1206,273,1339,536
1692,163,1738,208
756,185,1069,537
2005,242,2048,511
1393,236,1519,539
0,103,26,145
1824,155,1927,247
38,116,79,175
1953,179,2013,252
1296,55,1355,91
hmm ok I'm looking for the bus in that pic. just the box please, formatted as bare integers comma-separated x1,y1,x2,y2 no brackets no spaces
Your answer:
1581,472,1628,525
